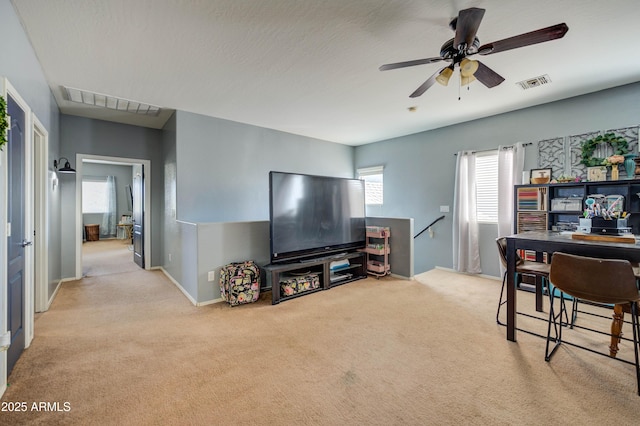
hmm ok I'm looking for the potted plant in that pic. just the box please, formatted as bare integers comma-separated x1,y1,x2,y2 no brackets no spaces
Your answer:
0,96,7,151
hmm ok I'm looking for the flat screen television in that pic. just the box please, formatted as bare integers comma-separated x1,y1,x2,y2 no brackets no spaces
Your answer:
269,171,366,263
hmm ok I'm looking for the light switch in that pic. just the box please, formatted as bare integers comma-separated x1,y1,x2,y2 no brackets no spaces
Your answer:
208,271,216,282
440,205,450,213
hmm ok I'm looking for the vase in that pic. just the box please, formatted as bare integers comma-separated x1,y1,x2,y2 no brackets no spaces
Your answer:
611,164,619,180
624,153,637,178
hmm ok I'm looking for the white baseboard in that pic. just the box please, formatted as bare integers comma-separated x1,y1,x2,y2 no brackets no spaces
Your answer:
197,298,223,307
434,266,500,281
47,279,64,309
160,267,198,306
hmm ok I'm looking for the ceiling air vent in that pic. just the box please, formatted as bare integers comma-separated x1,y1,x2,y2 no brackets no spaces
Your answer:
63,86,162,116
516,74,551,90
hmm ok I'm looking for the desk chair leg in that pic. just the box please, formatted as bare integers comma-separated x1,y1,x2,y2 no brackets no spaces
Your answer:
535,276,544,312
497,271,507,326
631,302,640,396
545,289,567,362
610,304,625,358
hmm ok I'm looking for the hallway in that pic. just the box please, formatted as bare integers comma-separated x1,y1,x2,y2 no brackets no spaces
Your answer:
82,239,139,278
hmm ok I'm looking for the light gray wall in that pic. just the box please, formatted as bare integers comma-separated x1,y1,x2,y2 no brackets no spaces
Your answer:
197,221,270,303
1,0,61,298
162,111,357,302
82,162,133,237
355,82,640,277
60,115,164,276
174,111,355,223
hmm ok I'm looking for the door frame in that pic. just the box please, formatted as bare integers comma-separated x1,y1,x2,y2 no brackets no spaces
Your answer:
33,115,49,313
1,78,35,392
74,154,151,278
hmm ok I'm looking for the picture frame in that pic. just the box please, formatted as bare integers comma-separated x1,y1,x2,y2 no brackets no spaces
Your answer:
587,166,607,182
530,168,552,184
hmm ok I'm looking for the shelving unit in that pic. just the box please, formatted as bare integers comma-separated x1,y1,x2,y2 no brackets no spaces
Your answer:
263,251,367,305
364,226,390,278
514,178,640,235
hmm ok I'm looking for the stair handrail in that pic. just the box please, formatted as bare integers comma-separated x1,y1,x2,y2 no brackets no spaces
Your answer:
414,215,445,239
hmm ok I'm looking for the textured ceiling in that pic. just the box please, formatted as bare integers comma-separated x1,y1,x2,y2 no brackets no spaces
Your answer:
10,0,640,145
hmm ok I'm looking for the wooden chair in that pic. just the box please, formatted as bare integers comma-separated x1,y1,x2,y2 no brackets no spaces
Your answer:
496,237,550,325
546,252,640,395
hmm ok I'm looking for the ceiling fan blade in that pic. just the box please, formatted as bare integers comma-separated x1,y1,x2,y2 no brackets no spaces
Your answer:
473,61,505,88
409,67,444,98
478,23,569,55
379,57,445,71
453,7,485,50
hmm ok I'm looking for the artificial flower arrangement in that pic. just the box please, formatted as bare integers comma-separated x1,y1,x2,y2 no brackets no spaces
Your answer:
602,154,625,167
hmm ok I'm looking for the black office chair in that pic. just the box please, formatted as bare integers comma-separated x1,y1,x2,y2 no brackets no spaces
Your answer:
496,237,550,325
546,252,640,395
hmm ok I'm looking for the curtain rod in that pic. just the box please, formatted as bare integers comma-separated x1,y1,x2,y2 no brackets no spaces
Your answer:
454,142,532,155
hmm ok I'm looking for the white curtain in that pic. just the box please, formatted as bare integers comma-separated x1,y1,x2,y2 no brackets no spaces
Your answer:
497,143,526,238
101,176,117,237
453,151,481,273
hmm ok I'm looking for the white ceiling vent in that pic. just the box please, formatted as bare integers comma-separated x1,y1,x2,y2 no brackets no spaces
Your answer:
516,75,551,90
63,86,162,116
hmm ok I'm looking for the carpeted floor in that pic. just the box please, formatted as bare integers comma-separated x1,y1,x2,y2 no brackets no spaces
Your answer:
2,247,640,425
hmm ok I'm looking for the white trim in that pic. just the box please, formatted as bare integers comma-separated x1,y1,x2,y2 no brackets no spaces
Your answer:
74,154,151,279
160,267,224,306
47,280,64,309
357,165,384,176
0,78,8,398
32,114,49,313
434,265,501,281
160,267,198,305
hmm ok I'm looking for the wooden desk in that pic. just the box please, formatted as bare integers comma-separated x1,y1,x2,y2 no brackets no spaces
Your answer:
117,223,133,242
505,231,640,343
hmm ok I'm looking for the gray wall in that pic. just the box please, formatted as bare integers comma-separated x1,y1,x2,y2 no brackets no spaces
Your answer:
82,162,133,237
355,82,640,277
162,111,357,303
60,115,164,276
174,111,355,223
366,217,414,279
1,0,61,297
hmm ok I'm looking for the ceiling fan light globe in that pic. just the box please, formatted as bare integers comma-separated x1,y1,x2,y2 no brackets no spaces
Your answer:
460,59,479,77
435,67,454,86
461,74,476,86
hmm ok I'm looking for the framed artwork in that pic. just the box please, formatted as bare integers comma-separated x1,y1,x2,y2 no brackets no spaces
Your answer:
530,168,552,184
587,166,607,182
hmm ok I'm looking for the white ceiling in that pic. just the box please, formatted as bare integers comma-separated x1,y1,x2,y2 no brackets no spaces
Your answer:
10,0,640,145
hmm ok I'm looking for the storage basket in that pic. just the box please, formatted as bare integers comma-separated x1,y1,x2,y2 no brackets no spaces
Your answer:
85,224,100,241
280,273,320,297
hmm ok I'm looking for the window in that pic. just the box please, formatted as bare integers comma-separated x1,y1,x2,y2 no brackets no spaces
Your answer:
82,177,110,213
357,166,383,205
475,151,498,223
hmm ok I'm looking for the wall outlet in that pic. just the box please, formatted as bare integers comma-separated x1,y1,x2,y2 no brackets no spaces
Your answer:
208,271,216,282
168,253,172,262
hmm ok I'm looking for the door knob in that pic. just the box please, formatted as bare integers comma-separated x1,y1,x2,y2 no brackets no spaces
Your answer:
21,240,33,247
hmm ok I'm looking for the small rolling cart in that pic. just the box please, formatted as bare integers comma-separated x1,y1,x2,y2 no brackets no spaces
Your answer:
364,226,390,278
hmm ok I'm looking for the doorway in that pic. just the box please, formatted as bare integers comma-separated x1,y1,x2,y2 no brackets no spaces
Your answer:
74,155,151,279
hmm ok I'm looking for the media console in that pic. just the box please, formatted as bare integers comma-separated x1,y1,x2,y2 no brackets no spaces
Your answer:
263,251,367,305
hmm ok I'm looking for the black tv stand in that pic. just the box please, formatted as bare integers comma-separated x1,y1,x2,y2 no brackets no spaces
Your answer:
263,251,367,305
299,252,348,263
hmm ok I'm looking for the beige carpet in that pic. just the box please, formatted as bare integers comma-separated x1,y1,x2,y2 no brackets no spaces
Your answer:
82,239,139,277
2,253,640,424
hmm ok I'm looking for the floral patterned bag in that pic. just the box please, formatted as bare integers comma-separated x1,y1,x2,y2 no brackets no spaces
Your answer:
219,261,261,306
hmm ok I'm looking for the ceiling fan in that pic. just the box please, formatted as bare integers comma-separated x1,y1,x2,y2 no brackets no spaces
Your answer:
379,7,569,98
